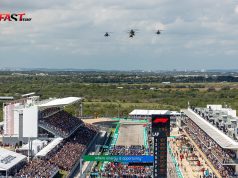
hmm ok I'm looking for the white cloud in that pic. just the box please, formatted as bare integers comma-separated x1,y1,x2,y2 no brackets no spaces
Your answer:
235,5,238,14
0,0,238,70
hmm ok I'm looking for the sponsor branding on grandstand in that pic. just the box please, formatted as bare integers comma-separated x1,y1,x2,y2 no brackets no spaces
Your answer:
83,155,154,163
0,13,31,22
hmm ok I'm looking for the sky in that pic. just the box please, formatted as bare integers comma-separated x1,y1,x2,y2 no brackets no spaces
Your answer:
0,0,238,70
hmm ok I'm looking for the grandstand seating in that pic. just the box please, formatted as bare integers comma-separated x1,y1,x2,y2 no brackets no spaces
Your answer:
102,163,152,177
15,124,99,177
184,117,236,178
15,160,59,178
109,145,146,155
39,110,84,138
49,124,98,171
101,145,152,177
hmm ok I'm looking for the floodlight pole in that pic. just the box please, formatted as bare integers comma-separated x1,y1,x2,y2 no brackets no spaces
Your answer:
80,158,83,176
117,103,120,118
28,137,31,162
80,102,83,117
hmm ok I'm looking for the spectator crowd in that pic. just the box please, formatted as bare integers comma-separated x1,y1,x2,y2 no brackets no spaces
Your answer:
15,123,99,177
109,145,146,155
101,163,152,178
184,117,236,178
101,145,152,177
39,110,84,137
49,124,98,171
15,160,59,178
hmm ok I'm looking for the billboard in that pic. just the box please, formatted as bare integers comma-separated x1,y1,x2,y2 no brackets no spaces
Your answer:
23,106,38,137
83,155,154,163
3,104,15,136
152,114,170,178
152,115,170,137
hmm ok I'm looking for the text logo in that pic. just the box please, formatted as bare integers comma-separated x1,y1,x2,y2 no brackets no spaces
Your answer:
0,13,31,22
152,132,160,137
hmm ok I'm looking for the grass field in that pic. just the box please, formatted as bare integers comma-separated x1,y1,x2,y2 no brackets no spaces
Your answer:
1,82,238,121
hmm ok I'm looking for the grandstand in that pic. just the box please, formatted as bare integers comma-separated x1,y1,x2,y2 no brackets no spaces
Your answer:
182,106,238,177
13,124,99,177
0,95,102,177
2,96,83,144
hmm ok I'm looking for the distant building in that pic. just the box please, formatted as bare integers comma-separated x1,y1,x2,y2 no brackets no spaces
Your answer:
0,148,27,177
11,73,29,76
0,96,14,100
129,109,181,122
36,73,48,76
162,82,171,84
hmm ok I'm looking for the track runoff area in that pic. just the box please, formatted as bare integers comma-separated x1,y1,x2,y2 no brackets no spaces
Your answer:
84,117,180,178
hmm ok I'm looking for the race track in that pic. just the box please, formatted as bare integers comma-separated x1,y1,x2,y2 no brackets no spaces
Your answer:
116,123,144,146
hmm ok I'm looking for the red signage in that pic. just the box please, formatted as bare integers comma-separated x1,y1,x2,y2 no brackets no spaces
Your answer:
153,118,169,124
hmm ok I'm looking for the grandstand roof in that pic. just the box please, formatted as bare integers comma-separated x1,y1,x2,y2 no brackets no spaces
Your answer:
21,92,36,97
19,140,47,156
0,96,14,100
35,137,63,157
129,109,171,116
170,111,181,116
38,97,82,108
0,148,27,171
182,108,238,149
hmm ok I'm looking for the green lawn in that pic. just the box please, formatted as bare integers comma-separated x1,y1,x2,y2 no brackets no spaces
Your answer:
1,82,238,121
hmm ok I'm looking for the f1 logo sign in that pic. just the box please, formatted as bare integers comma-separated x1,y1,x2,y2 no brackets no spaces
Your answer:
152,115,170,138
153,118,169,124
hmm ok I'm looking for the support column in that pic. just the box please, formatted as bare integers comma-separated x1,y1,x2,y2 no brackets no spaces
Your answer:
80,102,83,117
235,165,238,175
80,159,83,176
235,150,238,175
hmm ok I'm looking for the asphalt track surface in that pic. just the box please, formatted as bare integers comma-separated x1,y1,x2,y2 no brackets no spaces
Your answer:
116,123,144,146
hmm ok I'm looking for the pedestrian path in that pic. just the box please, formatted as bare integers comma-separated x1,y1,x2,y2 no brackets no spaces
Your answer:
168,142,184,178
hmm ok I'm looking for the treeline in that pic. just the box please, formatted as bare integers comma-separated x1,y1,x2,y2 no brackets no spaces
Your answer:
1,72,238,84
0,74,238,121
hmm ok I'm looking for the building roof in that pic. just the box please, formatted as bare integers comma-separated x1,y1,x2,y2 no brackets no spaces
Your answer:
21,92,36,97
129,109,171,116
0,148,27,171
35,137,63,157
182,108,238,149
19,139,46,151
38,97,82,108
170,111,181,116
0,96,14,100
